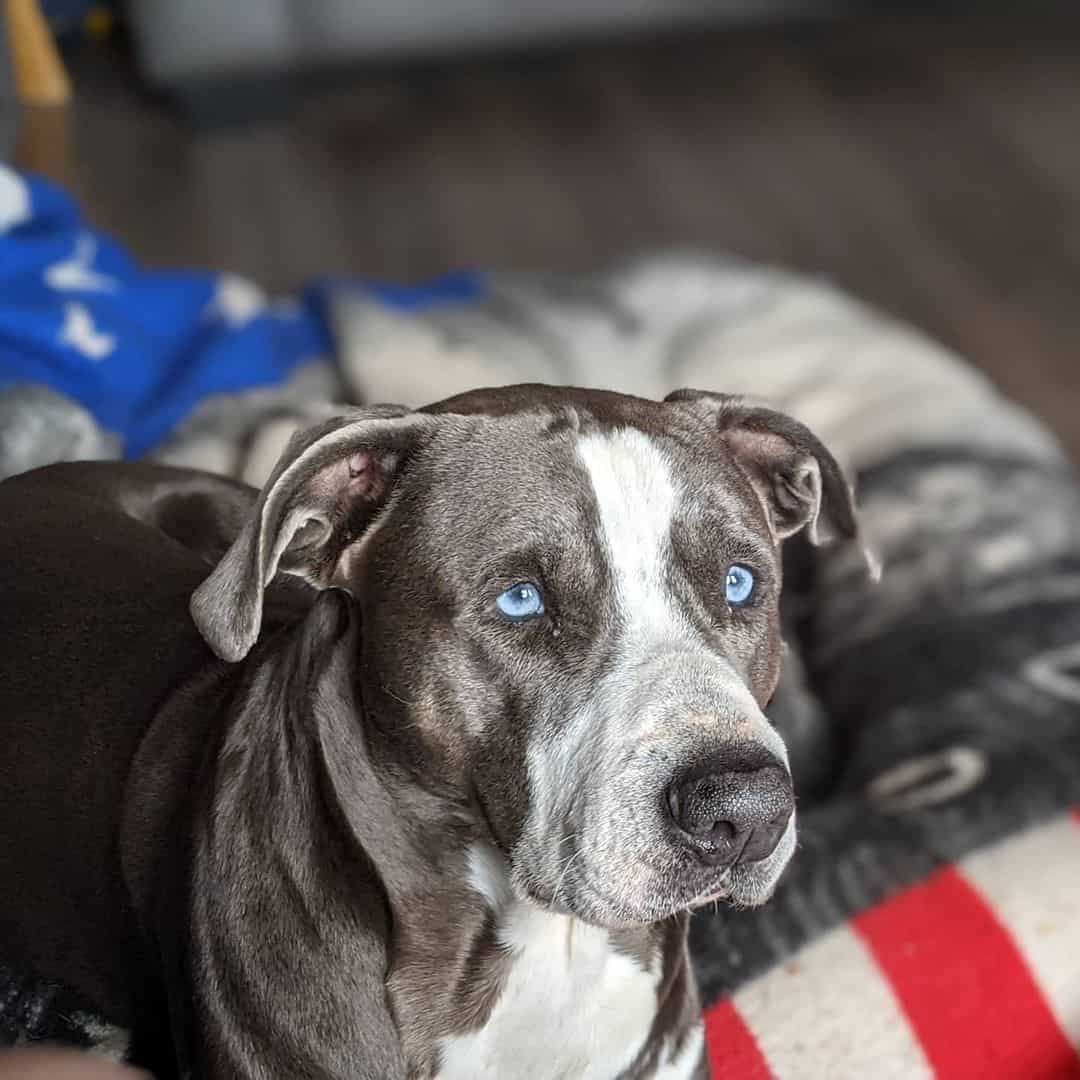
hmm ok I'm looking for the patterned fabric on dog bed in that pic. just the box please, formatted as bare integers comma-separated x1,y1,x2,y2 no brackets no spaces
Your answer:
2,171,1079,1077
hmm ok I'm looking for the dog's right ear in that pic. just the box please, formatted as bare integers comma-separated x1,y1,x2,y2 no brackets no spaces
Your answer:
190,406,437,662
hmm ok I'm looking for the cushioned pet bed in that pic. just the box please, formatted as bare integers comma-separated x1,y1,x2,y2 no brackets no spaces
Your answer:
2,166,1079,1078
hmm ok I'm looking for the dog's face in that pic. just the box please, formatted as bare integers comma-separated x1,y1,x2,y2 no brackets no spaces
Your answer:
192,386,863,928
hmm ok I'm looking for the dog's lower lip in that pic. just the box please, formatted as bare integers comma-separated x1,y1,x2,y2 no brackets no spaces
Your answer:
690,877,732,907
695,888,730,904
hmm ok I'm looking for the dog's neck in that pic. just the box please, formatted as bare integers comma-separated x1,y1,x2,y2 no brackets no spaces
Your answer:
421,843,703,1079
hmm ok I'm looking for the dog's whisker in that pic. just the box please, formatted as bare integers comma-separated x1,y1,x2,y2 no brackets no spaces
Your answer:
551,841,583,912
381,683,418,709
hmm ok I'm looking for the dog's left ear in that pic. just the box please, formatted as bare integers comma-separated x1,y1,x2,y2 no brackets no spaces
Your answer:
190,406,439,662
666,388,878,571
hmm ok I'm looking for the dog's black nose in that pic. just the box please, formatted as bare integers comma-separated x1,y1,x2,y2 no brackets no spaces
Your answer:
666,755,794,866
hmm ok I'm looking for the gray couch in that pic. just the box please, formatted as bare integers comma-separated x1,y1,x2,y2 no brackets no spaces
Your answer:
126,0,837,89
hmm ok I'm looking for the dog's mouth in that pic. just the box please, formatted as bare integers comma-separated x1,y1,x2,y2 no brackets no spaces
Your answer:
518,859,742,927
545,852,789,925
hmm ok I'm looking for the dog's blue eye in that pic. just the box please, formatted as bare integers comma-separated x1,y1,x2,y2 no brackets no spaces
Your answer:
496,582,545,621
725,565,756,607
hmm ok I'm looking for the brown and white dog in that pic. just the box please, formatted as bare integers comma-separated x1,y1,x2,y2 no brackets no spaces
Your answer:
0,385,863,1079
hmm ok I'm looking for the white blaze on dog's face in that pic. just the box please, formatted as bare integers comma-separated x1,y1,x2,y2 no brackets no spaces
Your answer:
191,386,862,928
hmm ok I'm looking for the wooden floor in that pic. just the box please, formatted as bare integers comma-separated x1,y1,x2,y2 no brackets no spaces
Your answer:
16,12,1080,455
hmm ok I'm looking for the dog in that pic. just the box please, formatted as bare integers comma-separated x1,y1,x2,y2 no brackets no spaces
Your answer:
0,385,863,1079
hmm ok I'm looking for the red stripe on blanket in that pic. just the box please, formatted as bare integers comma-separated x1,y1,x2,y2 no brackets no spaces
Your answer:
1073,806,1080,826
855,866,1080,1080
704,998,774,1080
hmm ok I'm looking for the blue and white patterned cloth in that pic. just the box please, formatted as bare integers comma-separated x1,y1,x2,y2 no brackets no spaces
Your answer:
0,165,331,459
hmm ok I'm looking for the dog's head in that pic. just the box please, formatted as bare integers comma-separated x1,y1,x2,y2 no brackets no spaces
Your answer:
192,385,866,927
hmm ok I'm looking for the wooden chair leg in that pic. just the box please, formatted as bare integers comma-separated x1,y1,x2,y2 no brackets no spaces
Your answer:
5,0,72,106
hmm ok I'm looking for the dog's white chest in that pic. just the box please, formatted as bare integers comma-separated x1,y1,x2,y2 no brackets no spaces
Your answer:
436,901,660,1080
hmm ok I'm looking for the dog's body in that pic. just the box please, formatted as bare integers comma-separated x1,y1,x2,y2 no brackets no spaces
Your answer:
0,386,862,1078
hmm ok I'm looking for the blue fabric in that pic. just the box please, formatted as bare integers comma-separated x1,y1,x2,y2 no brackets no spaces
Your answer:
0,166,487,458
320,271,486,313
0,166,330,457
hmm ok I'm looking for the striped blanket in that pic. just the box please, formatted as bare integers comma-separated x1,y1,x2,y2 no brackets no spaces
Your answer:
705,812,1080,1078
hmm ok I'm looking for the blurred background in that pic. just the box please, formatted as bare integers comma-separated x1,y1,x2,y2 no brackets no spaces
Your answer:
2,0,1079,453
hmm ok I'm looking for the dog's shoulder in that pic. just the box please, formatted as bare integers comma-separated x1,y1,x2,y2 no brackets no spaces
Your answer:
6,460,259,566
